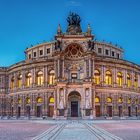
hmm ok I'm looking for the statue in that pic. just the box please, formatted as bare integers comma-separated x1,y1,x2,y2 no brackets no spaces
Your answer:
88,40,95,51
55,40,62,51
67,12,81,26
86,99,90,109
59,97,64,109
66,12,82,34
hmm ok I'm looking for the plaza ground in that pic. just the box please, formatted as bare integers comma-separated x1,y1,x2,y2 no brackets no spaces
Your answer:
0,119,140,140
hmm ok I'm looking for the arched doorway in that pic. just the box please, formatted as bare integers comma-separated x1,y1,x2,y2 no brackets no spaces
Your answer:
36,97,43,117
48,97,54,117
68,91,81,117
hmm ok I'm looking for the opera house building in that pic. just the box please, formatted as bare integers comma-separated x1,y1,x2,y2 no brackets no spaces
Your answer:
0,13,140,119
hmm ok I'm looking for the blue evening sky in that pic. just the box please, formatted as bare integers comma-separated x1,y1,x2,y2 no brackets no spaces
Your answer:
0,0,140,67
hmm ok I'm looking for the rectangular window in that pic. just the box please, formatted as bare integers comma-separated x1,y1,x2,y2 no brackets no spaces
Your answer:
105,49,109,55
112,51,115,56
117,53,120,58
47,48,50,54
40,50,43,56
28,54,31,59
98,48,102,53
33,52,36,57
71,73,77,79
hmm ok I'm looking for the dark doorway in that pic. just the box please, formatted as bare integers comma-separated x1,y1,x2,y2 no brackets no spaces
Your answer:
118,106,122,117
36,106,42,117
48,106,54,117
26,106,30,117
18,107,21,117
95,106,100,117
128,106,131,117
11,107,13,117
136,107,138,117
107,106,112,117
71,101,78,117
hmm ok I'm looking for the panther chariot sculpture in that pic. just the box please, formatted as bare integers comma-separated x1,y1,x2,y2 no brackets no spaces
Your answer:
66,12,82,34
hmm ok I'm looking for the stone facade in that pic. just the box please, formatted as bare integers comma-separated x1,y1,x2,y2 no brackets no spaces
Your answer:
0,13,140,119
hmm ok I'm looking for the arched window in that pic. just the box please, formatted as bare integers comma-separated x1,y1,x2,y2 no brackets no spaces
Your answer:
94,70,100,84
118,97,123,103
37,71,44,86
10,76,15,89
105,70,112,85
18,98,22,104
134,74,138,88
26,97,30,104
117,72,123,86
17,74,22,88
49,97,55,103
49,70,55,85
37,97,43,103
26,73,32,87
135,99,138,104
127,73,131,87
128,98,131,104
107,97,112,103
95,96,100,103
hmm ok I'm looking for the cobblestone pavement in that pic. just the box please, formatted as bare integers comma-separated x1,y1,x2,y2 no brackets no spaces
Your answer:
33,120,122,140
0,120,54,140
94,120,140,140
1,120,140,140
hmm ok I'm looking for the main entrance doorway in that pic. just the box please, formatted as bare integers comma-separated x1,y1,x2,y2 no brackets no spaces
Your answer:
68,91,81,117
71,101,78,117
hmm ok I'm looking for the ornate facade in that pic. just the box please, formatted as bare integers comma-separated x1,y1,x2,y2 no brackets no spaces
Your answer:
0,13,140,119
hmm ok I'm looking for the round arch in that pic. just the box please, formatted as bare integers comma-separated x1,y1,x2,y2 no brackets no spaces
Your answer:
68,91,81,117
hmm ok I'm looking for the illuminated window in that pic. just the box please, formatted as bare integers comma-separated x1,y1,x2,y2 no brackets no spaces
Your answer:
17,74,22,88
127,74,131,87
26,97,30,104
18,98,22,104
94,70,100,84
37,71,44,86
49,97,54,103
37,97,43,103
49,70,55,85
105,70,112,85
117,72,123,86
128,98,131,104
26,73,32,87
107,97,112,103
134,74,138,88
135,99,138,104
11,76,15,89
118,97,123,103
95,96,100,103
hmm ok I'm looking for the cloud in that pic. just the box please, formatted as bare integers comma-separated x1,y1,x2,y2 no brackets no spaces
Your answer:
65,0,82,7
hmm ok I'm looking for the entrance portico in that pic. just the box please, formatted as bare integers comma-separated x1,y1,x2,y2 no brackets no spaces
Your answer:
68,91,81,117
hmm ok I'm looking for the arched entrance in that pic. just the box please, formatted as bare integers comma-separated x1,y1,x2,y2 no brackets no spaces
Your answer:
68,91,81,117
48,97,54,117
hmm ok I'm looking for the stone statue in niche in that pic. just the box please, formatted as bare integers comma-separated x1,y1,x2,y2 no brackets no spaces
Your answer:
59,98,64,109
55,40,62,51
86,99,90,109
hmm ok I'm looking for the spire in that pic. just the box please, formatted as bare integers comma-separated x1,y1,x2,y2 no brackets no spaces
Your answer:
57,24,62,35
86,24,92,35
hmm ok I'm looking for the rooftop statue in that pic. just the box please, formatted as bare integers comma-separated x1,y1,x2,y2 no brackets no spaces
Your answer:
67,12,81,26
66,12,82,34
